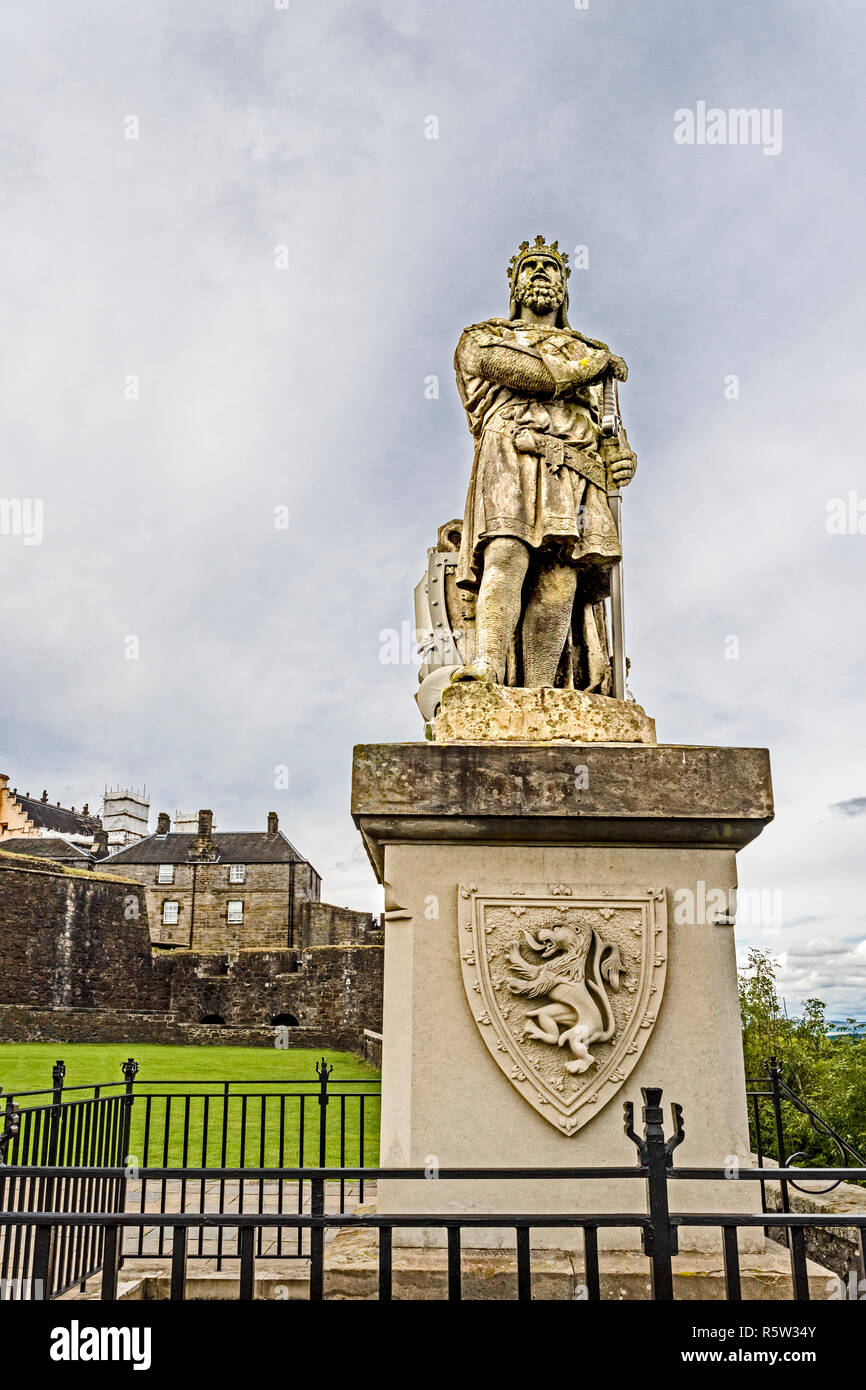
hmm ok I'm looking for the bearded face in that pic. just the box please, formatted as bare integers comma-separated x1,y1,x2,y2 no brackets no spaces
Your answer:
514,255,565,317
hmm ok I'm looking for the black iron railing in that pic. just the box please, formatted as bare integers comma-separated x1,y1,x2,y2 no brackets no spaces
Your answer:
2,1058,379,1172
0,1058,381,1292
747,1056,866,1224
2,1087,866,1301
0,1060,132,1297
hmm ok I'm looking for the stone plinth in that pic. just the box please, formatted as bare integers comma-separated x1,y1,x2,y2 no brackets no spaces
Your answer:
322,1229,834,1301
352,741,774,1252
433,682,656,744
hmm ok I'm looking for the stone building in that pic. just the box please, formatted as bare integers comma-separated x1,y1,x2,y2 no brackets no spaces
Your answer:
0,834,97,869
105,809,324,951
0,773,101,848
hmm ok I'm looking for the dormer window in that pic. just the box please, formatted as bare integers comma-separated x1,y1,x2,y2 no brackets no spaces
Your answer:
228,863,245,884
157,864,175,885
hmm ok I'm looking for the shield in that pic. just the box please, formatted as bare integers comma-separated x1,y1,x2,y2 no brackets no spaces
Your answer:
457,882,667,1134
414,520,476,723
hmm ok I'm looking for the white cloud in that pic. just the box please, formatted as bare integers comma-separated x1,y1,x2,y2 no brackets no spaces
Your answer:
1,1,865,949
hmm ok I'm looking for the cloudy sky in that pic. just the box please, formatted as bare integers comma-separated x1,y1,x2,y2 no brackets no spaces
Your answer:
1,0,863,1015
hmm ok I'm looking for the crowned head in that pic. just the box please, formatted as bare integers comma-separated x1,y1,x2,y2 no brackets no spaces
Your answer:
507,235,571,325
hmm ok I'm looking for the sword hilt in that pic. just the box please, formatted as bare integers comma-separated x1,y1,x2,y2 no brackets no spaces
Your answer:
601,372,621,439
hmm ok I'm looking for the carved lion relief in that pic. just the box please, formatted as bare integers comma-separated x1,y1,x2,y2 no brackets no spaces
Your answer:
457,883,667,1133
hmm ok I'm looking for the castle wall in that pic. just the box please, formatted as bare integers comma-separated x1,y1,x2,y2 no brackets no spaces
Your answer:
299,900,384,947
0,856,167,1012
0,854,382,1052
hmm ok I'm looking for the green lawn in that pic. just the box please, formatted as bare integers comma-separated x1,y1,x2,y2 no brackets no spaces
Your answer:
0,1044,381,1169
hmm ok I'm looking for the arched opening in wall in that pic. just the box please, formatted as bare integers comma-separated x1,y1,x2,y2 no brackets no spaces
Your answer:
272,1012,299,1027
200,1013,226,1024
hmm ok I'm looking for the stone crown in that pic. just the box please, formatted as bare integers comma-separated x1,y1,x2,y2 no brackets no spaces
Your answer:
508,234,571,284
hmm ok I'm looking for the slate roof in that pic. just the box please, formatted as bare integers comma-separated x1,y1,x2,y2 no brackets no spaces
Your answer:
9,793,98,836
105,830,312,868
0,836,93,863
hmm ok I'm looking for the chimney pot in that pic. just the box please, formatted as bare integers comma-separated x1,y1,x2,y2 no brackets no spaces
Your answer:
267,811,278,835
41,790,48,803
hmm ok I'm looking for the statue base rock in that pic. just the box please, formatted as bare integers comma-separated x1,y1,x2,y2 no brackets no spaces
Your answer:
432,682,656,744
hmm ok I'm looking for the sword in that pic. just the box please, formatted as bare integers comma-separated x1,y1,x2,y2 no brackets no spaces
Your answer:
602,373,626,701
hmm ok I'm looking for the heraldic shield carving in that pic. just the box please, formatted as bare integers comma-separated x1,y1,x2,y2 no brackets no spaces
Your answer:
457,883,668,1134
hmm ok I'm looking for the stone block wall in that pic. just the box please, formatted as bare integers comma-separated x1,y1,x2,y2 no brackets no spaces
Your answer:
299,901,384,947
0,856,167,1013
161,945,383,1031
0,853,383,1053
0,1006,360,1054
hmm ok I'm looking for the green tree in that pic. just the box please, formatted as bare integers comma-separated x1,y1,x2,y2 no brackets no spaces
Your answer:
738,949,865,1171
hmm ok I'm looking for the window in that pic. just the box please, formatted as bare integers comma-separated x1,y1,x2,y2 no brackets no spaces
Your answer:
157,864,174,885
162,900,180,925
227,900,244,925
228,863,245,884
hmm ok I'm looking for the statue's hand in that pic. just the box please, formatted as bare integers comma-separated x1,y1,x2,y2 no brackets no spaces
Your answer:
608,454,636,487
600,433,637,488
608,354,628,382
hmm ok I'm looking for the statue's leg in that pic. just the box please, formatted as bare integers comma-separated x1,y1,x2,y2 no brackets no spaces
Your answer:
453,537,528,683
521,560,578,688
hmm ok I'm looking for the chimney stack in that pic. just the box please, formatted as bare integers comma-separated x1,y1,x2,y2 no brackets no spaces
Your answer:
156,811,170,836
92,826,109,859
267,811,279,835
187,808,218,862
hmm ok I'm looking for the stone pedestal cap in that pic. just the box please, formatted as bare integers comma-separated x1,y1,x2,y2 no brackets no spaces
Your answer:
352,742,773,880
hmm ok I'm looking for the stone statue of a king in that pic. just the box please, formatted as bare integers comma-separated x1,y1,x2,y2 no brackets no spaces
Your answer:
451,235,637,693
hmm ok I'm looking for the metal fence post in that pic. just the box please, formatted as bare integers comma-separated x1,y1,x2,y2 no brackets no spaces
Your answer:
34,1059,66,1297
117,1058,139,1270
0,1094,19,1166
119,1058,139,1168
310,1175,325,1301
316,1058,333,1168
624,1086,684,1301
47,1059,66,1166
768,1056,791,1225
